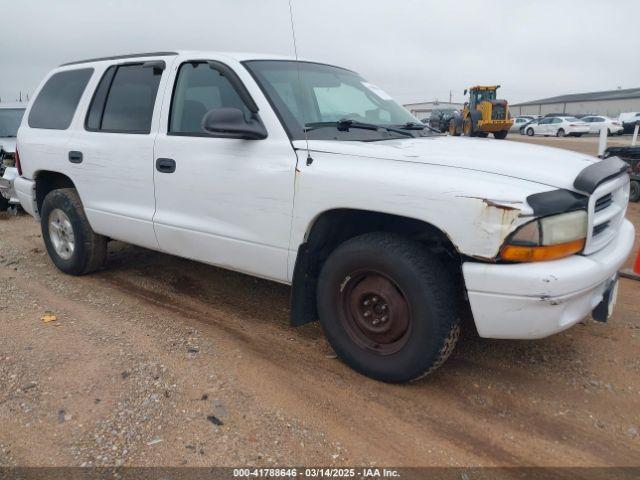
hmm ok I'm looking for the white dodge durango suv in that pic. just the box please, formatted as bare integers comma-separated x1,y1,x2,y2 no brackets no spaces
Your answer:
14,51,635,382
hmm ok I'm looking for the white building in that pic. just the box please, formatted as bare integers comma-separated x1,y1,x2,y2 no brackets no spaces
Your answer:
510,87,640,117
404,101,463,120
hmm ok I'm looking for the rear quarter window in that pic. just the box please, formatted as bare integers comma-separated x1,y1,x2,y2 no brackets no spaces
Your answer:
28,68,93,130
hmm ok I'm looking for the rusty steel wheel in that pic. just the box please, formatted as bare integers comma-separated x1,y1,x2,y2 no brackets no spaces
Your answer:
317,232,461,383
338,270,412,355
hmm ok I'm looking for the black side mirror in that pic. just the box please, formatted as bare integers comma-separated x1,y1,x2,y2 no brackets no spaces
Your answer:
201,108,267,140
463,89,467,95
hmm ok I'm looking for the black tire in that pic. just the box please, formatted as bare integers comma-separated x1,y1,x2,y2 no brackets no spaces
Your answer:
477,132,489,138
317,232,460,383
556,128,566,137
0,195,8,211
493,130,508,139
630,180,640,203
40,188,107,275
575,133,583,137
526,127,534,136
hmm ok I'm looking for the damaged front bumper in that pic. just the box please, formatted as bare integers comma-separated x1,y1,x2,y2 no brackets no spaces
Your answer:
462,219,635,339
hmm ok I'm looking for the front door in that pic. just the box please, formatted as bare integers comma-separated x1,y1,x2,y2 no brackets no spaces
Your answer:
152,56,298,282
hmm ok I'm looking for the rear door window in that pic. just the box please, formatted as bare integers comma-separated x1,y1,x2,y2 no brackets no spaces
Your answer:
28,68,93,130
86,63,163,134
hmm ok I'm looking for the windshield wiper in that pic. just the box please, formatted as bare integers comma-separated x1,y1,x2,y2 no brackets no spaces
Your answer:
397,121,441,134
398,121,427,130
304,119,413,137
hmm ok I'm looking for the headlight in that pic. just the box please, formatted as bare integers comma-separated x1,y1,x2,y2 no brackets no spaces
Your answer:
500,210,587,262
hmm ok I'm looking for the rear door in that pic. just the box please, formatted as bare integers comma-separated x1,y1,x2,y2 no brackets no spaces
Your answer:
70,57,174,249
152,55,298,282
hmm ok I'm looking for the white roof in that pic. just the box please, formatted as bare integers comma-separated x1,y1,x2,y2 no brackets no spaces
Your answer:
60,50,303,67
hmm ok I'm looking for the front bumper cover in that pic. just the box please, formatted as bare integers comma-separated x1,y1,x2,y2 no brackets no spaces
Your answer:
463,219,635,339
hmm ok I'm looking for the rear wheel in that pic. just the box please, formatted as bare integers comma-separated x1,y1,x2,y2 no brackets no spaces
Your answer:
556,128,566,137
0,195,8,211
526,127,535,136
41,188,107,275
493,130,508,139
630,180,640,202
317,232,460,383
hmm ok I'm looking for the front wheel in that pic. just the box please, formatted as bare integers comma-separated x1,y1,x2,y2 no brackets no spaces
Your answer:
526,127,535,136
493,130,508,139
41,188,107,275
448,119,460,136
317,233,460,383
630,180,640,202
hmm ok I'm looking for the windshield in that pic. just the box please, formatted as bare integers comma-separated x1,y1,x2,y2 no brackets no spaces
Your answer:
0,108,25,137
472,89,496,104
244,60,426,141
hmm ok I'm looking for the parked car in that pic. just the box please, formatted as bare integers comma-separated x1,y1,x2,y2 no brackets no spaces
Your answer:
428,108,458,133
510,116,532,132
0,102,27,211
619,112,640,134
519,118,540,134
14,51,634,382
524,116,589,137
581,115,624,135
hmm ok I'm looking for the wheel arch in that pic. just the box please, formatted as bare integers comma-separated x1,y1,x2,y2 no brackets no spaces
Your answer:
34,170,77,215
290,208,466,327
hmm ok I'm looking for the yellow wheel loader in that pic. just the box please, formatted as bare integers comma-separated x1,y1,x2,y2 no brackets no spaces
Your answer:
449,85,513,139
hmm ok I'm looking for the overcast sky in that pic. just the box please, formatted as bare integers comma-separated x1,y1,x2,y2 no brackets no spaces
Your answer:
1,0,639,106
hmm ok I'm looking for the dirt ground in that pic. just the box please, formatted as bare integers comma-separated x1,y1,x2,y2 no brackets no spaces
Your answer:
0,136,639,468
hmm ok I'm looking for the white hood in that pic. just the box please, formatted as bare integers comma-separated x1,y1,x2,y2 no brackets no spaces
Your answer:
0,138,17,154
295,136,598,192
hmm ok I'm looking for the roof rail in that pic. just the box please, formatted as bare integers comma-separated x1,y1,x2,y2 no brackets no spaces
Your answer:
60,51,178,67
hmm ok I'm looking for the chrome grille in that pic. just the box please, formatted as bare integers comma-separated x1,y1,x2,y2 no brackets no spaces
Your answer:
583,175,630,255
594,193,612,212
593,221,609,236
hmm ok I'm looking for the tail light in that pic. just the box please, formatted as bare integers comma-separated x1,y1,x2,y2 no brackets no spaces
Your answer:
15,147,22,176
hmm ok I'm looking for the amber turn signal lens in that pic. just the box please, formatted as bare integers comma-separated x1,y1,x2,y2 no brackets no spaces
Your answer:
500,238,585,262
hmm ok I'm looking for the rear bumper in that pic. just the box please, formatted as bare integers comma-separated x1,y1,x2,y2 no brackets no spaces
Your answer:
463,219,635,339
13,176,37,217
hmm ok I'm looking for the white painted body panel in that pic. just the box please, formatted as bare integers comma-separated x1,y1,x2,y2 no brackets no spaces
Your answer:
152,54,298,282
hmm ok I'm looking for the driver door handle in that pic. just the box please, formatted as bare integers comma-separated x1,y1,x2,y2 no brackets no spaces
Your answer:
156,158,176,173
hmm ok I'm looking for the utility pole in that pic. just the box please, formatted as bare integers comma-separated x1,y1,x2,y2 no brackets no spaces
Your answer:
449,90,452,103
